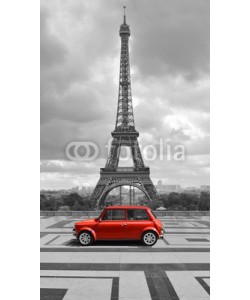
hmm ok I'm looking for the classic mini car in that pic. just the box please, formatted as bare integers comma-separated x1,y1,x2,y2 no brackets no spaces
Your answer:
73,205,163,246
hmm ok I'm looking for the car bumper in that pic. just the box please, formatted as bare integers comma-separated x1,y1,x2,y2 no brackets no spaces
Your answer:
159,229,164,239
72,228,76,236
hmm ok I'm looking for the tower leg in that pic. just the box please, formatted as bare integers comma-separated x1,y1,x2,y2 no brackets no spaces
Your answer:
120,186,122,205
89,181,106,209
129,185,132,205
143,182,159,202
133,186,135,205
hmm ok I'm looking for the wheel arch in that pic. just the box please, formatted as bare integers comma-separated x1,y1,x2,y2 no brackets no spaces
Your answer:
78,227,97,241
140,227,159,239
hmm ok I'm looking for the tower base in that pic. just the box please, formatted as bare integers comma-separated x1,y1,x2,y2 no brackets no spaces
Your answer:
89,167,159,208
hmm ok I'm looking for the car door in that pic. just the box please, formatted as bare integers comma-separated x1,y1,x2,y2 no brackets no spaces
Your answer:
95,209,127,240
126,209,154,239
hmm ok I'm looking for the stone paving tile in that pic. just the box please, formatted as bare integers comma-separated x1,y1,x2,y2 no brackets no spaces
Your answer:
166,271,210,299
119,271,151,298
40,215,210,300
41,277,113,300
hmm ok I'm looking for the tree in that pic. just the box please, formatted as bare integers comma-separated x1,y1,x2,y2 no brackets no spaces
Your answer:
148,199,163,210
63,193,82,208
199,192,210,210
40,194,56,211
168,193,181,207
154,192,209,211
179,193,199,210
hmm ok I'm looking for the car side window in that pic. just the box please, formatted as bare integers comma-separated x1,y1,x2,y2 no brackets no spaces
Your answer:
127,209,150,221
102,209,125,221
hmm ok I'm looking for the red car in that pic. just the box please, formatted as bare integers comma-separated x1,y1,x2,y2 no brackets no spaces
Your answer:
73,205,163,246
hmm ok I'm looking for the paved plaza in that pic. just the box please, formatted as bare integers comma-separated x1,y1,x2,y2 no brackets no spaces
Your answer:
40,214,210,300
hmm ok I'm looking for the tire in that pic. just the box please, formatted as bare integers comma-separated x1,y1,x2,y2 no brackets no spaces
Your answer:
141,231,157,246
78,231,94,246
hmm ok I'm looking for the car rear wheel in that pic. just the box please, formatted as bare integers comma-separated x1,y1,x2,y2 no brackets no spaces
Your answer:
78,231,94,246
142,231,157,246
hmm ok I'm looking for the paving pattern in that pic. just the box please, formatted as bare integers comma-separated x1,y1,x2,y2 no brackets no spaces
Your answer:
40,214,210,300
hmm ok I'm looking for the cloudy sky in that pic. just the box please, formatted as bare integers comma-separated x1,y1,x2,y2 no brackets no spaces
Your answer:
40,0,210,190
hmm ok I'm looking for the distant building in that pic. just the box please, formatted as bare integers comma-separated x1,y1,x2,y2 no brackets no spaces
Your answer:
185,187,197,191
68,186,80,193
183,187,200,194
200,185,210,192
157,180,163,187
155,181,182,193
79,186,88,196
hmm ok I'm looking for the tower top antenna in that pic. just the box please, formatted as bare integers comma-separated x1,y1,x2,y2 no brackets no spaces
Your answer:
123,6,126,24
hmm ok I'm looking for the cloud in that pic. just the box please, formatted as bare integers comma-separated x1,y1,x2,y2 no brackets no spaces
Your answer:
40,0,210,188
129,0,210,80
40,8,68,67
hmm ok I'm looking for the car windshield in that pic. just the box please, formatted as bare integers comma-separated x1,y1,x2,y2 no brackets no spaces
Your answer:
97,208,105,219
151,210,157,219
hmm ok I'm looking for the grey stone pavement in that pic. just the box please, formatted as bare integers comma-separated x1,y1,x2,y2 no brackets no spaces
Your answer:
40,215,210,300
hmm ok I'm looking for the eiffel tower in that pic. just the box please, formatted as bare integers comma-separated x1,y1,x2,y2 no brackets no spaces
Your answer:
90,7,159,208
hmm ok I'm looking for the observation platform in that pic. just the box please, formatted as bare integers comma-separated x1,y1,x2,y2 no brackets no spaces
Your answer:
40,212,210,299
100,167,150,175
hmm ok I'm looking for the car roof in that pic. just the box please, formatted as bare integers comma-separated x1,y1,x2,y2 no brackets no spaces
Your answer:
105,205,150,210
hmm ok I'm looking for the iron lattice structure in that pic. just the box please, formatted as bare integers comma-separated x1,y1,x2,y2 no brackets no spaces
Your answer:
89,10,159,208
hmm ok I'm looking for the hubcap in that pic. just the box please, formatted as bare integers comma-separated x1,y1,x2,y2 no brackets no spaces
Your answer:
79,232,91,245
143,232,156,245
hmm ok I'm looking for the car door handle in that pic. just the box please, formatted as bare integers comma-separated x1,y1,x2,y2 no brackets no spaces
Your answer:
121,224,127,226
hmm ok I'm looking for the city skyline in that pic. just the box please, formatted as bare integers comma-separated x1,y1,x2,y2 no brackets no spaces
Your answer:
41,0,210,190
40,182,210,192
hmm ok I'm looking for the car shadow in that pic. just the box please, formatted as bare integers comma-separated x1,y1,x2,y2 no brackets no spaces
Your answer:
65,239,146,247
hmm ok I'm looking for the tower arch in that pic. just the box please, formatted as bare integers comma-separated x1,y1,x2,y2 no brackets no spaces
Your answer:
97,181,151,208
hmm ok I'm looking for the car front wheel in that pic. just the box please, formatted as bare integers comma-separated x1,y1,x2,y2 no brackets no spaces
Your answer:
78,231,94,246
142,231,157,246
